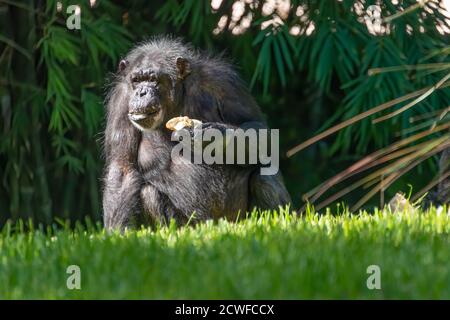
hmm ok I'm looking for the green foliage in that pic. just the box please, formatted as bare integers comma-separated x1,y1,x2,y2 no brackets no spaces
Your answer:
0,0,132,223
251,26,296,93
1,206,449,299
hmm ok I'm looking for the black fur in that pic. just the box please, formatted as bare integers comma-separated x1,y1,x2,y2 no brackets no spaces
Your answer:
103,37,291,230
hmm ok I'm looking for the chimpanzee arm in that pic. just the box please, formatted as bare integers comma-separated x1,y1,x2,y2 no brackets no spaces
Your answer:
198,120,292,210
207,98,291,209
173,119,292,211
176,120,274,167
103,83,143,230
103,161,142,230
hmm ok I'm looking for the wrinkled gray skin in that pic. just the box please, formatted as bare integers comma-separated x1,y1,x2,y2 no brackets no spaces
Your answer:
102,37,291,230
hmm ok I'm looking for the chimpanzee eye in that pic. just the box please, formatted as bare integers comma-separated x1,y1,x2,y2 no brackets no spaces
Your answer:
130,71,158,84
143,72,158,83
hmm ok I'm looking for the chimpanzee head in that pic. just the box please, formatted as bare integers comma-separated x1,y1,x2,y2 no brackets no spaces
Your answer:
117,49,191,131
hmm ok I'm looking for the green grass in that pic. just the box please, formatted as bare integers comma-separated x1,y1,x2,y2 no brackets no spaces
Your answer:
1,206,449,299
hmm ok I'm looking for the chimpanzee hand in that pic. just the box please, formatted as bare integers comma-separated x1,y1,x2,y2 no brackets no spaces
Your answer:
172,122,233,151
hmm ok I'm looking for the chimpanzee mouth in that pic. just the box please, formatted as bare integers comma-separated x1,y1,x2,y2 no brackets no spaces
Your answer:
128,106,164,131
128,108,160,122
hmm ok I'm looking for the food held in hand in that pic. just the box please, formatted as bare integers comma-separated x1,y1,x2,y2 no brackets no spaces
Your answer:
166,116,202,131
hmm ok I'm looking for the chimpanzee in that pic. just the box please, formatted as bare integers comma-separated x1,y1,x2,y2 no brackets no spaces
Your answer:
103,37,291,229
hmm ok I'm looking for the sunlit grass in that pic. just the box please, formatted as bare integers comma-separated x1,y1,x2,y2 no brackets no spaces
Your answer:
0,206,449,299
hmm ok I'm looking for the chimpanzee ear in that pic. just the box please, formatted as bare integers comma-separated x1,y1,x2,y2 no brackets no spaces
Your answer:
176,57,191,80
118,59,129,73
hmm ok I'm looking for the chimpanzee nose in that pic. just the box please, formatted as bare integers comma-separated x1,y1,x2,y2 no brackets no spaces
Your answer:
138,87,148,97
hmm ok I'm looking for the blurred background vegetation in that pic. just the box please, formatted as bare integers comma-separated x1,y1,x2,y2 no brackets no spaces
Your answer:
0,0,449,225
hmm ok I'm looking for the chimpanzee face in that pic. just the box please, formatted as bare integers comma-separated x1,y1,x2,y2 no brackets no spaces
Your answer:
116,57,190,132
126,64,173,131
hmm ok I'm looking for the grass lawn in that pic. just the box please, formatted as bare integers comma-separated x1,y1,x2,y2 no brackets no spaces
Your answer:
0,206,449,299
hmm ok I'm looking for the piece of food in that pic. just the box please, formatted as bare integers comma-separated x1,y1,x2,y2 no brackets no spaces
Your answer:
166,116,202,131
